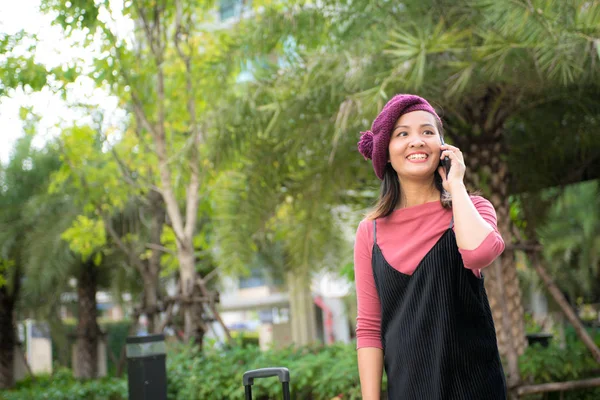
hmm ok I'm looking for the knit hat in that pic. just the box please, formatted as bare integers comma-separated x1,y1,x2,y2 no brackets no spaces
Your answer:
357,94,442,180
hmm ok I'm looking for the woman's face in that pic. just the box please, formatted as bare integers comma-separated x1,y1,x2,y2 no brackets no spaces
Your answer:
388,110,442,180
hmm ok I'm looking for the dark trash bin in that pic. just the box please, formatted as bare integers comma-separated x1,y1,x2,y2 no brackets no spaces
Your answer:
126,334,167,400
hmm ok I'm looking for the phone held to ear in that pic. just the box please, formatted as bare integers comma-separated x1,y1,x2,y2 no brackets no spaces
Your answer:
440,137,451,178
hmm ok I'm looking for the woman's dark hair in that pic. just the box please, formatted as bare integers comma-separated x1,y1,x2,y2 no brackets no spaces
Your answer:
366,120,452,220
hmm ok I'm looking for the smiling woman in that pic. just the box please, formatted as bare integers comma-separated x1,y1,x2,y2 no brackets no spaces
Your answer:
388,111,443,188
358,96,451,219
354,94,507,400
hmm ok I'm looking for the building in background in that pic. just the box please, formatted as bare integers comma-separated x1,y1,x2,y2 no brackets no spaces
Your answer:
215,266,353,349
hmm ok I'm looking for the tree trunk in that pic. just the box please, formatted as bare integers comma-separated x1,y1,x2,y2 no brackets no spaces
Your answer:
74,260,100,379
287,270,317,345
0,285,16,389
178,243,205,344
133,1,204,346
145,191,165,334
142,274,160,333
462,140,526,389
446,89,527,394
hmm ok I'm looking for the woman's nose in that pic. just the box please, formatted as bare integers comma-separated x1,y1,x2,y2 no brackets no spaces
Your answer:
409,139,425,147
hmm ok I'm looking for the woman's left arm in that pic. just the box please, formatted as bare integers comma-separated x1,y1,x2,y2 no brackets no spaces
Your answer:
449,184,494,249
438,144,500,250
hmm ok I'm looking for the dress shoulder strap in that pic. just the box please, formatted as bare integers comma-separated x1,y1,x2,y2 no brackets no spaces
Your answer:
373,219,377,244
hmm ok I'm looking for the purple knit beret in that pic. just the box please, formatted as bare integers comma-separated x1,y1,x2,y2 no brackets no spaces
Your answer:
357,94,442,180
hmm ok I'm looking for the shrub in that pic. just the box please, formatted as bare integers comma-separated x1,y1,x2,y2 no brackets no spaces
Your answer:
518,328,600,400
166,342,364,400
0,368,127,400
230,330,260,347
5,329,600,400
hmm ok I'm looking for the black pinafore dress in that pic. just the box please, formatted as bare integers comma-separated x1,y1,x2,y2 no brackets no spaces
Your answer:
371,218,507,400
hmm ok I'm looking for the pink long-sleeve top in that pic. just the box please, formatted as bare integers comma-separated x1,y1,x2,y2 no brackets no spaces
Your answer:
353,196,505,350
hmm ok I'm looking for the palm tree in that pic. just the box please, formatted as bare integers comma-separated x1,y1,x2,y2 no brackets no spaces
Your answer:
0,136,62,388
22,187,136,379
210,0,600,388
0,135,133,381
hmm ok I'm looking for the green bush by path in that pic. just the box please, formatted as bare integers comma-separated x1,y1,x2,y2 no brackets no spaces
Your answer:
229,330,260,347
0,368,127,400
4,330,600,400
518,327,600,400
166,342,365,400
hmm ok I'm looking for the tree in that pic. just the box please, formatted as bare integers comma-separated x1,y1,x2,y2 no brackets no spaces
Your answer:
507,179,600,396
0,134,62,388
39,0,247,344
0,28,80,386
0,31,49,97
209,0,600,389
9,134,111,380
50,118,169,334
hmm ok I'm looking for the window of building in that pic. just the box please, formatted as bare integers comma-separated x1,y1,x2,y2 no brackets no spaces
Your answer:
239,267,267,288
219,0,252,21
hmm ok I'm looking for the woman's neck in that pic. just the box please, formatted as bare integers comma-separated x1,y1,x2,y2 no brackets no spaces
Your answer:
397,178,439,209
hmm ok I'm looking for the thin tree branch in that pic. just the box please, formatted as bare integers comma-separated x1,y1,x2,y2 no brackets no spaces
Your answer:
511,229,600,364
94,123,160,199
517,377,600,396
172,0,202,240
197,278,232,343
184,139,201,240
531,252,600,364
158,302,175,332
103,216,146,273
130,92,159,139
133,1,158,56
131,109,156,161
145,243,176,256
105,39,158,142
155,146,186,244
143,6,185,245
173,0,190,64
108,145,161,198
147,191,165,278
17,344,35,381
201,266,220,283
182,102,201,241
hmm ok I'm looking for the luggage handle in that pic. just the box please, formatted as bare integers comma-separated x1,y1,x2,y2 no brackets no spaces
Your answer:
243,367,290,400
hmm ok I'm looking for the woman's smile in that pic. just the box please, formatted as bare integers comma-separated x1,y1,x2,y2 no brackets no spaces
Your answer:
406,152,430,162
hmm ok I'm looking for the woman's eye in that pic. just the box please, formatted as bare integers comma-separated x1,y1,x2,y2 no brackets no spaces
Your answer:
423,130,435,135
397,131,408,137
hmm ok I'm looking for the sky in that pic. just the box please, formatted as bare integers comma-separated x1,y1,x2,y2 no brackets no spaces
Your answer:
0,0,130,164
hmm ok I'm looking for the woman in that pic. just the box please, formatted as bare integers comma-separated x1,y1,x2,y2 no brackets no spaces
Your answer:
354,94,507,399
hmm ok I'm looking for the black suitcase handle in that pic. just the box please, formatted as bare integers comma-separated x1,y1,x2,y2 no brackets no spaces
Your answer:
243,367,290,400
